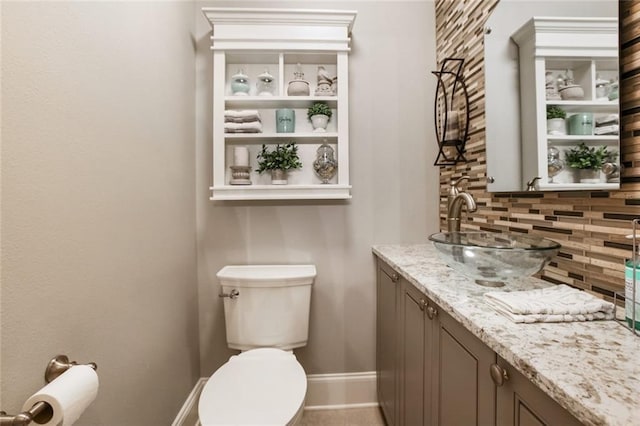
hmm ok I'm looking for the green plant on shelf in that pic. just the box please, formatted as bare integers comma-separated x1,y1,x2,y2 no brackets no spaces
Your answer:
546,105,566,120
307,102,333,120
255,143,303,173
564,142,610,170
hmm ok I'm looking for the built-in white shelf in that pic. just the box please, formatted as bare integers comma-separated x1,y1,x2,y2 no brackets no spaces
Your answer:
203,7,356,201
512,17,620,191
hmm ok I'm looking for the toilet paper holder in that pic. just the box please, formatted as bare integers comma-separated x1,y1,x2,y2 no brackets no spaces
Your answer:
0,355,97,426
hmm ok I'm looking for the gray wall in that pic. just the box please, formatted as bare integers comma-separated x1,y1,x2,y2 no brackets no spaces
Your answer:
1,2,199,424
195,0,440,376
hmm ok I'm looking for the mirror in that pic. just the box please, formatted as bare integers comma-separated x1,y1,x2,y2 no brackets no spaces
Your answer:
484,0,618,192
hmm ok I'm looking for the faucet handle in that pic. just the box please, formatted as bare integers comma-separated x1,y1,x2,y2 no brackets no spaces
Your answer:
526,176,541,191
451,176,469,189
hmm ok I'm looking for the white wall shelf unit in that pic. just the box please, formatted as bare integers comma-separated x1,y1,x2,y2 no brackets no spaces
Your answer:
203,8,357,201
512,17,619,192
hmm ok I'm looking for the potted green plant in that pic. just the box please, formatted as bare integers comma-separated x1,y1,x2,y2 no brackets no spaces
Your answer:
564,142,610,183
256,143,303,184
307,102,333,132
546,105,566,135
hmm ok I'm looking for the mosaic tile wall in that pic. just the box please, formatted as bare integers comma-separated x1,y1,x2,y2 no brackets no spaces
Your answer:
434,0,640,299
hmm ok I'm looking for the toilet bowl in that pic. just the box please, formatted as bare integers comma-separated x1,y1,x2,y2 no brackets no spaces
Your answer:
198,348,307,426
198,265,316,426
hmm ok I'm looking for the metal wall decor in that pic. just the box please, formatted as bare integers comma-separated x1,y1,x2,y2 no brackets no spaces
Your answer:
432,58,470,166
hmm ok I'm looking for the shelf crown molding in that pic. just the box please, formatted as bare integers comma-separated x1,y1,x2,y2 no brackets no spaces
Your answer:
202,7,357,51
511,17,618,58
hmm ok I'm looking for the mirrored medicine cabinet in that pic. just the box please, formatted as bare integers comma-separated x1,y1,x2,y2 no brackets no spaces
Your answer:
484,0,618,192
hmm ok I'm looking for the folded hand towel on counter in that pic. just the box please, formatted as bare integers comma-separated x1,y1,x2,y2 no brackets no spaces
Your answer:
483,284,615,323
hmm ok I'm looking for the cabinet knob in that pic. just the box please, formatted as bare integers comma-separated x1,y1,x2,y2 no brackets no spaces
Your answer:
390,272,400,283
426,305,438,320
419,298,426,311
490,364,509,386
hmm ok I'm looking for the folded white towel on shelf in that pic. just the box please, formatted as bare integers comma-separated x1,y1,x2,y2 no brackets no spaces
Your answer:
224,110,261,122
484,284,615,323
224,121,263,133
593,124,619,135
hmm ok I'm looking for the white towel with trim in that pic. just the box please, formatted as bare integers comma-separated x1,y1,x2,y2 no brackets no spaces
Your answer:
484,284,615,323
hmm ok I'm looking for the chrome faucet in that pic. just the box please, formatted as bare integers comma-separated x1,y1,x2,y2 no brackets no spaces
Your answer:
447,192,477,233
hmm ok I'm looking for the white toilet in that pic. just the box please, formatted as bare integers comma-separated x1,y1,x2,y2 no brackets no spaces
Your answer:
198,264,317,426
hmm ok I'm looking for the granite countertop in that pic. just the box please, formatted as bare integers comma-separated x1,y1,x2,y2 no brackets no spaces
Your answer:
372,243,640,426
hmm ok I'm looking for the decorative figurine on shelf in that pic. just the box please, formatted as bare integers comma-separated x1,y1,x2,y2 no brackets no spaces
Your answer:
315,66,335,96
545,71,561,100
287,63,310,96
257,69,275,96
313,141,337,183
230,70,250,96
557,69,584,100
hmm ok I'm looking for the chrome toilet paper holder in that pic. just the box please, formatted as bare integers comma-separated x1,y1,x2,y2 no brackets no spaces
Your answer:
0,355,97,426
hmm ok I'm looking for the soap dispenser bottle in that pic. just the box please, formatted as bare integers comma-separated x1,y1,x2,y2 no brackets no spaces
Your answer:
625,233,640,330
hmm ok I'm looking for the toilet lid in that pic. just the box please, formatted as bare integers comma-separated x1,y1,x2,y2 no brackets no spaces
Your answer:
199,348,307,425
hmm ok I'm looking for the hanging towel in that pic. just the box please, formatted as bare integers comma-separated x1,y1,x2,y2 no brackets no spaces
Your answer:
484,284,615,323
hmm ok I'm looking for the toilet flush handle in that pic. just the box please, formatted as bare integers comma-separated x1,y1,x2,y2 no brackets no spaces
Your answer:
219,289,240,299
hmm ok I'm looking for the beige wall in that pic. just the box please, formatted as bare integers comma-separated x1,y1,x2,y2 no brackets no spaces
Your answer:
1,2,199,424
195,0,440,376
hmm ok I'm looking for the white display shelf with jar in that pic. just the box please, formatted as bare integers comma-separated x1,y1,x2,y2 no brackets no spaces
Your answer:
202,8,357,201
512,17,619,191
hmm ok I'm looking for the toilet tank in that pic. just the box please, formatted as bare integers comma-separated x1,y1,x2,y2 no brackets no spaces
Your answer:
217,265,316,351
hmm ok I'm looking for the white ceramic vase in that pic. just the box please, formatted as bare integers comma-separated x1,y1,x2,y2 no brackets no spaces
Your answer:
310,114,329,132
547,118,566,135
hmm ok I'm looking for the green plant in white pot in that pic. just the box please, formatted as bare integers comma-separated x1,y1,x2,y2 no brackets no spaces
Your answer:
256,143,303,184
307,102,333,132
564,142,610,183
546,105,566,135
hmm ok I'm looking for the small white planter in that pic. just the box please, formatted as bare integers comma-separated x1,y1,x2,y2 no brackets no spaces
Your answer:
547,118,566,135
310,114,330,132
270,169,288,185
575,168,603,184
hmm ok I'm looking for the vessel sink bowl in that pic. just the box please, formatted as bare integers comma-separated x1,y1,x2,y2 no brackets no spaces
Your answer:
428,232,561,287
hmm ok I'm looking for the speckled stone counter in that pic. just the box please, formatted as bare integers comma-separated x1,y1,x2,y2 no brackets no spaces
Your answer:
373,244,640,426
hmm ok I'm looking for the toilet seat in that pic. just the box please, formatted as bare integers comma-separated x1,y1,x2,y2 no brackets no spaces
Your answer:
198,348,307,426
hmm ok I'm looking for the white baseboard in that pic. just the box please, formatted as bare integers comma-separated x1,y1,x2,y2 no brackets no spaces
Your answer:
172,377,207,426
173,371,378,424
304,371,378,410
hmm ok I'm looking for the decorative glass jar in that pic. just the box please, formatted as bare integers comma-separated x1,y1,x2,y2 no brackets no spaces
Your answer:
257,69,275,96
230,71,250,95
313,143,337,183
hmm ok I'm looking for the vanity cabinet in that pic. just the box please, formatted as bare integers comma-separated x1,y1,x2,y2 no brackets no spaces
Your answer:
202,8,356,200
375,258,582,426
512,17,619,191
400,279,495,425
495,356,583,426
377,261,400,425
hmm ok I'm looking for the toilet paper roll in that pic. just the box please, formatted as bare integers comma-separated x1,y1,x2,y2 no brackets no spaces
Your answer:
22,365,99,426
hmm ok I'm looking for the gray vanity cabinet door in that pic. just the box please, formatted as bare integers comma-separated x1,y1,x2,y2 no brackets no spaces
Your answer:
496,356,583,426
377,261,400,426
431,307,497,426
400,281,432,426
